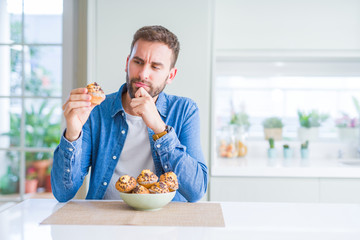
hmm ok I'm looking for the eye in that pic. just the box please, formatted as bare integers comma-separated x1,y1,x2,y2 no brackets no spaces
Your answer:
152,65,160,70
134,60,143,65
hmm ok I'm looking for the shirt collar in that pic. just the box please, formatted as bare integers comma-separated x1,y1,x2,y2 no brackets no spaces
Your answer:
111,83,168,118
110,84,126,118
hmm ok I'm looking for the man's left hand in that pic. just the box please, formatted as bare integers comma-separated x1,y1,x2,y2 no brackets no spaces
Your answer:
130,87,166,134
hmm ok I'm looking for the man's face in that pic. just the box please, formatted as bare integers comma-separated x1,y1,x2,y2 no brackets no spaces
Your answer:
125,39,177,99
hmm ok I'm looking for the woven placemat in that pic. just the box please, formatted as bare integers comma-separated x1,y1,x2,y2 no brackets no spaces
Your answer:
41,201,225,227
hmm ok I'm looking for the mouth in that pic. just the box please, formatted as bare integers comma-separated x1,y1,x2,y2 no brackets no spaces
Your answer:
134,82,148,88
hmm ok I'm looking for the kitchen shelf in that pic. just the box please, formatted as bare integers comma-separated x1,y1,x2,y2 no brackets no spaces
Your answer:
212,157,360,178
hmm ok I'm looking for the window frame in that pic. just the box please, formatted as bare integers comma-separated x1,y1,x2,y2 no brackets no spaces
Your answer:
0,0,77,202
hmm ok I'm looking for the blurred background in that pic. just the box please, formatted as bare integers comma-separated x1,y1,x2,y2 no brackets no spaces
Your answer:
1,0,360,205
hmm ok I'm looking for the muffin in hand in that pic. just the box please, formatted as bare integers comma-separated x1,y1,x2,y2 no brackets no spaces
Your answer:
86,82,105,105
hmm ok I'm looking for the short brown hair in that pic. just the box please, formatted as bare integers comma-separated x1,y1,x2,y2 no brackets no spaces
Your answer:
130,25,180,68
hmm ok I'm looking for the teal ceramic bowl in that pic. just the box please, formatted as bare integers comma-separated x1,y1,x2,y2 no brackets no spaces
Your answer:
119,191,176,211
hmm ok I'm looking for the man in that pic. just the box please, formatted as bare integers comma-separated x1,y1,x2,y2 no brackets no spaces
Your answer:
51,25,208,202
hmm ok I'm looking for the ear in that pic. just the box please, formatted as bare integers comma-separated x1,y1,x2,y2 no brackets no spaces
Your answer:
166,68,177,84
125,55,130,72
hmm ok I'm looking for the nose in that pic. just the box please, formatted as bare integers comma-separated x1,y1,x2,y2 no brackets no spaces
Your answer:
138,65,150,80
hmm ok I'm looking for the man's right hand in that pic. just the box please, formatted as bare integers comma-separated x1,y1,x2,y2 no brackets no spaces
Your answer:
62,88,95,142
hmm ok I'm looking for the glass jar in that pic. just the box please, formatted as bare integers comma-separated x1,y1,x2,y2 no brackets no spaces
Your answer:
217,126,237,158
233,125,248,158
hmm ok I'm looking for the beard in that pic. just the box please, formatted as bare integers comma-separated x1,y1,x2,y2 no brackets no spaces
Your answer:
126,72,168,99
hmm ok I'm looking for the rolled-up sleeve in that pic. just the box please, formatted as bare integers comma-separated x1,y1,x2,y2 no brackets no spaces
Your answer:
51,127,91,202
154,103,208,202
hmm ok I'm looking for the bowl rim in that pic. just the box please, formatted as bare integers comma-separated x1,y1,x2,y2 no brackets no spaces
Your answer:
119,191,176,196
119,191,176,211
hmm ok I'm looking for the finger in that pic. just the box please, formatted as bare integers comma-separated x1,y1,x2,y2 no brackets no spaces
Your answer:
63,101,91,116
130,96,151,109
134,87,150,98
70,88,88,95
129,100,141,110
63,88,89,110
131,104,145,116
69,93,92,102
65,107,93,123
63,95,91,111
62,100,68,111
73,105,95,115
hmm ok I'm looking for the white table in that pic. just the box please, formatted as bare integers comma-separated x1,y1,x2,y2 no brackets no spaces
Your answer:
1,199,360,240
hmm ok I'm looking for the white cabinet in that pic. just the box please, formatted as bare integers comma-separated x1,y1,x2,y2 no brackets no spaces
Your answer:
210,177,319,202
210,158,360,203
210,177,360,203
320,179,360,203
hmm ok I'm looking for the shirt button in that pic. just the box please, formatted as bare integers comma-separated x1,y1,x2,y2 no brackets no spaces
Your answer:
164,165,168,169
122,112,124,116
68,148,73,152
121,130,125,134
66,169,70,173
112,156,117,160
103,182,107,186
156,144,161,148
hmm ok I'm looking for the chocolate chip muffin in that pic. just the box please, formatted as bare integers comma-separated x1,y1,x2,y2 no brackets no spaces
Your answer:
115,175,137,193
131,185,150,194
137,169,158,188
86,82,105,105
149,181,170,194
159,171,179,192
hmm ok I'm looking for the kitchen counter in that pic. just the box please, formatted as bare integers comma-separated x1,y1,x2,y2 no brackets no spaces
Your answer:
212,157,360,178
1,199,360,240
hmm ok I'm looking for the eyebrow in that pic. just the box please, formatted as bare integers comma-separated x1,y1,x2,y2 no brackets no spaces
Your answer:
133,56,164,67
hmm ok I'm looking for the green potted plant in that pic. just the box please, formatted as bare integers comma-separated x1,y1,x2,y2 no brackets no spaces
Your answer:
0,165,19,194
283,144,293,159
336,96,360,141
300,140,309,159
297,110,329,142
229,111,250,158
25,167,38,194
267,138,276,159
262,117,284,140
3,100,61,189
230,111,251,131
335,112,358,141
353,96,360,116
45,166,52,193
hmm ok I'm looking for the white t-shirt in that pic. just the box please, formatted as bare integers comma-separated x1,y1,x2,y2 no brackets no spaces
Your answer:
103,113,155,199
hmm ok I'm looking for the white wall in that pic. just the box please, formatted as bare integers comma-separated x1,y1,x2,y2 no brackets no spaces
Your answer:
215,0,360,51
88,0,212,164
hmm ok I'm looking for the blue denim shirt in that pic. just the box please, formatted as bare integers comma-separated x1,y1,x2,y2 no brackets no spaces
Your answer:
51,83,208,202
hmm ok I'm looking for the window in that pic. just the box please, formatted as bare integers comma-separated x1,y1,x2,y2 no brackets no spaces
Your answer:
214,58,360,159
0,0,63,200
